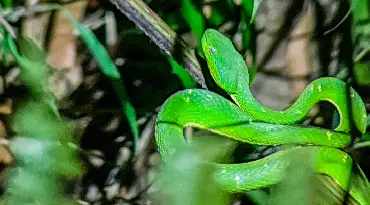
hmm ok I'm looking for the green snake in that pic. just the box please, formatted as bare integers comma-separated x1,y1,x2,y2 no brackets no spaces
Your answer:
155,29,369,204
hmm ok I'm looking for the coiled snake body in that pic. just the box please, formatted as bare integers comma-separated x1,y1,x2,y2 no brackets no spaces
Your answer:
155,29,369,204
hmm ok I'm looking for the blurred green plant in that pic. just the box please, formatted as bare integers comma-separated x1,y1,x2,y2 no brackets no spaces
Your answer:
0,3,143,203
1,0,12,9
0,29,82,205
352,0,370,85
2,3,140,151
154,135,237,205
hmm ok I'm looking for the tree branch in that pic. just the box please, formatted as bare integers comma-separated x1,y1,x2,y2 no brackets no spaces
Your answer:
108,0,207,88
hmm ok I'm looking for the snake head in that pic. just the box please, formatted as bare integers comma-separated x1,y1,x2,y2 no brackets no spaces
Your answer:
201,29,249,94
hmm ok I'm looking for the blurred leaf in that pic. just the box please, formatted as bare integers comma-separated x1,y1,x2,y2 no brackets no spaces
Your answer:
207,1,234,26
363,134,370,142
166,12,188,31
249,64,257,84
354,62,370,85
2,31,59,116
240,0,257,83
168,56,196,88
246,189,269,205
356,22,370,38
354,47,370,62
2,0,12,8
181,0,205,44
155,135,236,205
1,30,82,205
241,0,254,16
207,8,224,26
241,9,252,50
242,0,263,24
352,0,369,22
2,29,21,60
18,38,47,64
269,149,316,205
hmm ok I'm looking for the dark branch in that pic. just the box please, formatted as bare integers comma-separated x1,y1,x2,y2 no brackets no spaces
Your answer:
108,0,207,88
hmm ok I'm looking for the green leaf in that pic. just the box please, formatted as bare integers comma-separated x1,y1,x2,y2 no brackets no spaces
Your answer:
167,56,196,89
2,30,21,60
62,11,121,79
60,7,139,150
241,9,252,49
241,0,254,16
112,79,140,145
248,64,257,84
181,0,205,44
353,0,369,22
242,0,263,24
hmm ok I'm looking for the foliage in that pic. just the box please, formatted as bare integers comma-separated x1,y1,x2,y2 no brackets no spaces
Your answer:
0,2,140,204
0,30,82,205
154,136,235,205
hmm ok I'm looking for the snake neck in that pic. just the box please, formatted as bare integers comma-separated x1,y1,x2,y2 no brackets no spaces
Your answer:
231,88,313,125
232,77,368,133
231,77,366,133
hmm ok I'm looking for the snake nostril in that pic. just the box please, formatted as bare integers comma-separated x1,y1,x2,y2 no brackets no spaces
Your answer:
210,47,216,54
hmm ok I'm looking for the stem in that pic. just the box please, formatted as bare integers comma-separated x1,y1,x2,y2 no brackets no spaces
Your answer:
0,14,16,38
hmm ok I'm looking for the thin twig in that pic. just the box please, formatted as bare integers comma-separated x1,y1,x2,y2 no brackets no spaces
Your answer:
354,47,370,62
2,4,56,22
323,0,358,36
108,0,207,88
352,141,370,150
0,14,16,38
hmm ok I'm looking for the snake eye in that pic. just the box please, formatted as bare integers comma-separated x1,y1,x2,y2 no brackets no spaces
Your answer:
209,47,216,54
